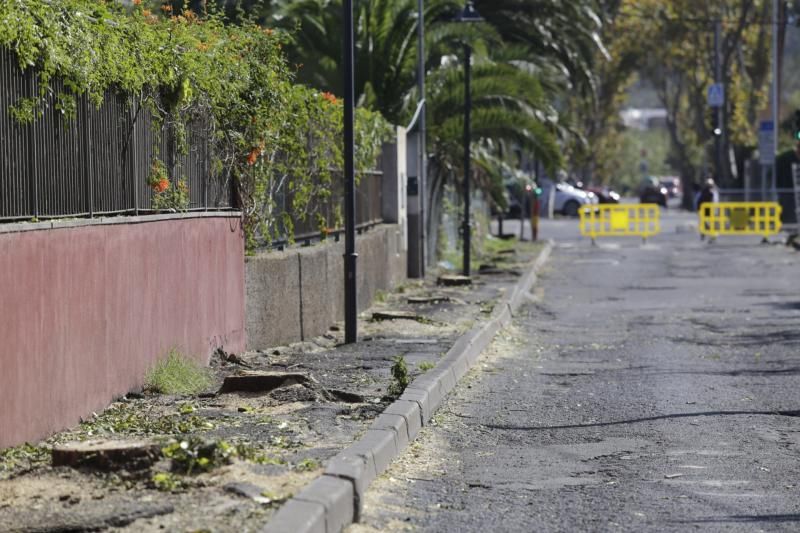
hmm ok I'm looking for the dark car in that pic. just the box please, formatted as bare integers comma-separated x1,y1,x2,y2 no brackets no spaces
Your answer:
638,177,667,207
586,186,621,204
659,177,682,198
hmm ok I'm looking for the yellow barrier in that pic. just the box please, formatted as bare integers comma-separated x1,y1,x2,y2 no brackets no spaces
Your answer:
579,204,661,243
698,202,782,238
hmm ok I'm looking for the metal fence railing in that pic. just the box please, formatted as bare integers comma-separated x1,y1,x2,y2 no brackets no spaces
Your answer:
0,47,231,221
0,47,384,246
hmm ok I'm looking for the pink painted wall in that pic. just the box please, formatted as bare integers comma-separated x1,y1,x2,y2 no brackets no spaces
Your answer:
0,215,245,448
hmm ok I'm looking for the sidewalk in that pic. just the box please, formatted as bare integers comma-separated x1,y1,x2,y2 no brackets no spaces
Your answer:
0,239,547,533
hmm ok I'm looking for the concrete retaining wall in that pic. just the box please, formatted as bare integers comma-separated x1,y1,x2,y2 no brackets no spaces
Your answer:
246,224,406,349
0,214,246,448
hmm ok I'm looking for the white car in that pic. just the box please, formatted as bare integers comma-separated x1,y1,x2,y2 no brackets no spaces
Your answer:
540,181,598,216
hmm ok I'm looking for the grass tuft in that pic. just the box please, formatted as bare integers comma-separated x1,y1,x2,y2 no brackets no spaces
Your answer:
145,350,212,395
388,355,410,396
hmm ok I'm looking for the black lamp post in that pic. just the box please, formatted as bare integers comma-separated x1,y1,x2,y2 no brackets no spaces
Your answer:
343,0,357,344
454,2,482,277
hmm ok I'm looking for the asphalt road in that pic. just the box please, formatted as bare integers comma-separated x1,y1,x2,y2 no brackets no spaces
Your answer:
352,210,800,532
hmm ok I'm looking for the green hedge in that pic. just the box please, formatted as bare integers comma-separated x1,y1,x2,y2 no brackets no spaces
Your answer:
0,0,392,246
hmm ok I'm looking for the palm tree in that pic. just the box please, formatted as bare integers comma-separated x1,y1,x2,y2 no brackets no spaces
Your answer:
265,0,606,259
271,0,463,125
473,0,608,97
424,49,563,255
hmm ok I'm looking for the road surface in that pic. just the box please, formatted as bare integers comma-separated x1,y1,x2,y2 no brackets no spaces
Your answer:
352,210,800,532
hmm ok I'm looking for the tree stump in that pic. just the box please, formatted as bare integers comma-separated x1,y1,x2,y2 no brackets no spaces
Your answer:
436,275,472,287
219,371,316,394
52,439,161,471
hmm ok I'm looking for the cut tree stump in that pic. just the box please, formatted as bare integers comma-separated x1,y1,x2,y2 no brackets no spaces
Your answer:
52,439,161,471
219,371,316,394
407,295,452,305
437,275,472,287
478,265,521,276
371,310,423,322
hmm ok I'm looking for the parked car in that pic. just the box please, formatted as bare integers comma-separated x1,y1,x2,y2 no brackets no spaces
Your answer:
585,186,621,204
541,180,598,216
639,177,668,207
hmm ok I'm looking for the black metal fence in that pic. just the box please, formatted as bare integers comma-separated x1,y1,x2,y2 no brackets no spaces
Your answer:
0,48,231,220
0,47,384,244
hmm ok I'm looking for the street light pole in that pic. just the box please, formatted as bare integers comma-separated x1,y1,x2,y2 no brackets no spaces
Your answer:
462,43,472,277
417,0,427,276
772,0,780,200
343,0,357,344
453,1,482,277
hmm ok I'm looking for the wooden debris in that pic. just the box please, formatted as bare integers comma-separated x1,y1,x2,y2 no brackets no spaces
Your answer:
407,295,452,305
477,266,521,276
371,310,423,322
52,439,161,471
219,371,316,394
436,275,472,287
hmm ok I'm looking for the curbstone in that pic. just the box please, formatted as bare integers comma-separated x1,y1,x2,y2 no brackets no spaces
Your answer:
356,429,398,475
293,475,354,533
462,330,486,365
381,400,423,440
477,320,501,346
325,453,374,521
445,334,475,362
261,499,326,533
399,388,432,423
427,368,457,396
402,383,439,421
370,413,410,452
334,440,378,484
412,372,450,399
261,241,554,533
440,352,470,381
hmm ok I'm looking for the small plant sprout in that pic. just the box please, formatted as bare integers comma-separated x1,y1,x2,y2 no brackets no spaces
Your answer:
388,355,410,396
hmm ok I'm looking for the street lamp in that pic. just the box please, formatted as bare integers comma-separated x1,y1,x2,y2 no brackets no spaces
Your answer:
343,0,357,344
453,1,483,277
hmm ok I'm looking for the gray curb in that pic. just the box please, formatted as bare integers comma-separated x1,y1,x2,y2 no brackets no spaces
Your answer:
263,240,554,533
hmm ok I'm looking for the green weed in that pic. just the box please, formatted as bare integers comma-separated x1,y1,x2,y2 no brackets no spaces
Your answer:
388,355,410,396
151,471,185,492
294,458,320,471
418,361,435,371
162,437,238,475
145,350,212,395
76,404,214,438
0,443,50,477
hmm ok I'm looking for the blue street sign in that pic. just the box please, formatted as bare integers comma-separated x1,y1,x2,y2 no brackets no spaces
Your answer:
707,83,724,107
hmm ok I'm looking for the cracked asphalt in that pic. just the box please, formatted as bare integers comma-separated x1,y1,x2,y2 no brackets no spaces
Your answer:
352,211,800,532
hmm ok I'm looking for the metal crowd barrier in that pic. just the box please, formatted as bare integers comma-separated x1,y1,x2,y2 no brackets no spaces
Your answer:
698,202,782,239
579,204,661,244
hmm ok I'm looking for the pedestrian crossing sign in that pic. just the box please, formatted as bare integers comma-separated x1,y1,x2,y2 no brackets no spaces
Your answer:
707,83,724,107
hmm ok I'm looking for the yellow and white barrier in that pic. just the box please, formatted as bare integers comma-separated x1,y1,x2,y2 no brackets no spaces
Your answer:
698,202,781,239
579,204,661,243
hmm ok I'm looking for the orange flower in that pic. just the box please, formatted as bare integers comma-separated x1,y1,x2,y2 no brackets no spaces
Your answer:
321,91,339,105
161,4,173,12
132,0,141,5
142,8,152,16
247,147,260,166
153,178,170,193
